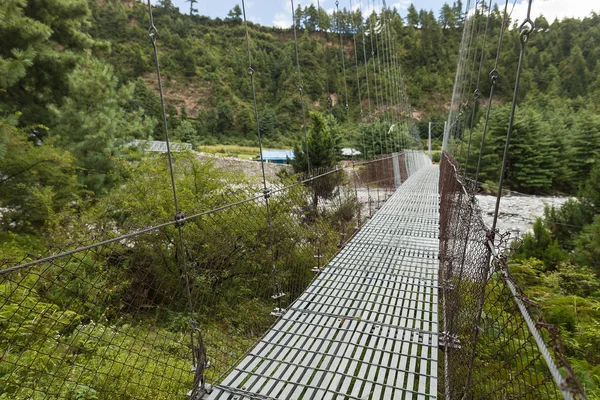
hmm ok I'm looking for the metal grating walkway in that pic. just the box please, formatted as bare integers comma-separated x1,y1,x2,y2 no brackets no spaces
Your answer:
208,165,440,400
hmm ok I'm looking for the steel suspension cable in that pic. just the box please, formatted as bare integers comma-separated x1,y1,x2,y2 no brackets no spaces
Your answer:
385,4,409,154
360,0,377,159
317,0,336,156
350,0,368,158
444,0,474,151
474,0,509,186
317,0,332,118
454,0,479,155
290,0,311,173
458,0,485,163
240,0,284,317
463,0,493,176
146,0,201,393
367,2,385,156
370,0,390,154
376,1,395,152
382,5,402,153
491,0,534,234
335,1,352,144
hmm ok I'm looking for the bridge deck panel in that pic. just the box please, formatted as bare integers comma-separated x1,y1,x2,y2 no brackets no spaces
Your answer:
208,165,440,400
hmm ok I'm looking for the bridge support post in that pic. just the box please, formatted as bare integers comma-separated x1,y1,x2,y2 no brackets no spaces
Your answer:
428,122,432,159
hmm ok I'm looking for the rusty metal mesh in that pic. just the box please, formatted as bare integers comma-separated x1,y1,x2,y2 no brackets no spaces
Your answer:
439,152,585,399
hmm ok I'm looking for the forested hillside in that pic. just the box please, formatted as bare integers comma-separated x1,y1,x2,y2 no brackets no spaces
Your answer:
2,0,600,198
85,0,600,194
2,0,600,397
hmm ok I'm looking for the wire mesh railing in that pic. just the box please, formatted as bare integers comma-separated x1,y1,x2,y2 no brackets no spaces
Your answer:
439,152,585,399
0,151,429,399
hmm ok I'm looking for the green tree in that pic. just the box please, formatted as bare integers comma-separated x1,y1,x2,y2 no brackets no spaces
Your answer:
291,112,340,174
570,110,600,184
236,108,255,136
560,45,589,98
573,216,600,275
440,4,456,28
515,218,567,270
173,119,198,143
227,5,242,23
216,101,234,133
406,4,419,27
291,113,343,210
0,121,80,233
50,58,153,194
0,0,96,128
186,0,197,15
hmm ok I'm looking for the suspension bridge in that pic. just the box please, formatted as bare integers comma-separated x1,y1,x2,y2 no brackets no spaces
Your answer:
0,0,587,399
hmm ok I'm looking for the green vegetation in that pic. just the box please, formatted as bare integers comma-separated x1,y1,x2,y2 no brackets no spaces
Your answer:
509,163,600,397
1,0,600,397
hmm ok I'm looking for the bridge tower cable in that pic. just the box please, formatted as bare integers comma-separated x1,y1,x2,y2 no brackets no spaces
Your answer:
462,0,493,177
379,2,400,193
317,0,332,119
367,1,386,156
444,0,475,151
454,0,479,153
335,0,352,148
146,1,207,396
290,0,311,173
349,0,373,216
376,1,395,152
381,1,401,153
473,0,509,186
383,5,403,154
359,0,376,159
460,3,508,390
350,0,368,159
453,0,477,147
384,4,408,157
458,0,486,165
387,5,412,157
317,0,337,157
334,0,362,226
239,0,284,318
490,0,534,234
370,0,391,155
453,0,479,156
441,4,494,394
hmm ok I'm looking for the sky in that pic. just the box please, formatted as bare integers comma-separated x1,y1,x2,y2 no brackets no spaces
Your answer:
169,0,599,27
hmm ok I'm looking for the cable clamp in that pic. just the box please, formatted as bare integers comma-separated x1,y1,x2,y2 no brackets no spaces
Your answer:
439,331,462,350
175,212,186,227
271,292,286,300
148,26,158,43
489,68,499,85
270,307,286,317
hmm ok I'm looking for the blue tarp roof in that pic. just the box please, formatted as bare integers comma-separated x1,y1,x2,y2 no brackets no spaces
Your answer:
260,149,295,160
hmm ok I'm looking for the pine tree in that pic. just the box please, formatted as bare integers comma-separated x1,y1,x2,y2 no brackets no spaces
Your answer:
406,5,419,27
50,59,153,194
0,0,96,128
0,120,80,233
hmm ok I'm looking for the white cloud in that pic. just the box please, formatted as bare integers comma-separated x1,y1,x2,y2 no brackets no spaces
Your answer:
273,0,293,28
510,0,598,23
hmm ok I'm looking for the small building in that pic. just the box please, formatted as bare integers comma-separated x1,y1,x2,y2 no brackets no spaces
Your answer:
258,149,295,164
341,148,361,160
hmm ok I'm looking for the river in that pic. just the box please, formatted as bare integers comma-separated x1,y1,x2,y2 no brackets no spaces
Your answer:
475,194,569,238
